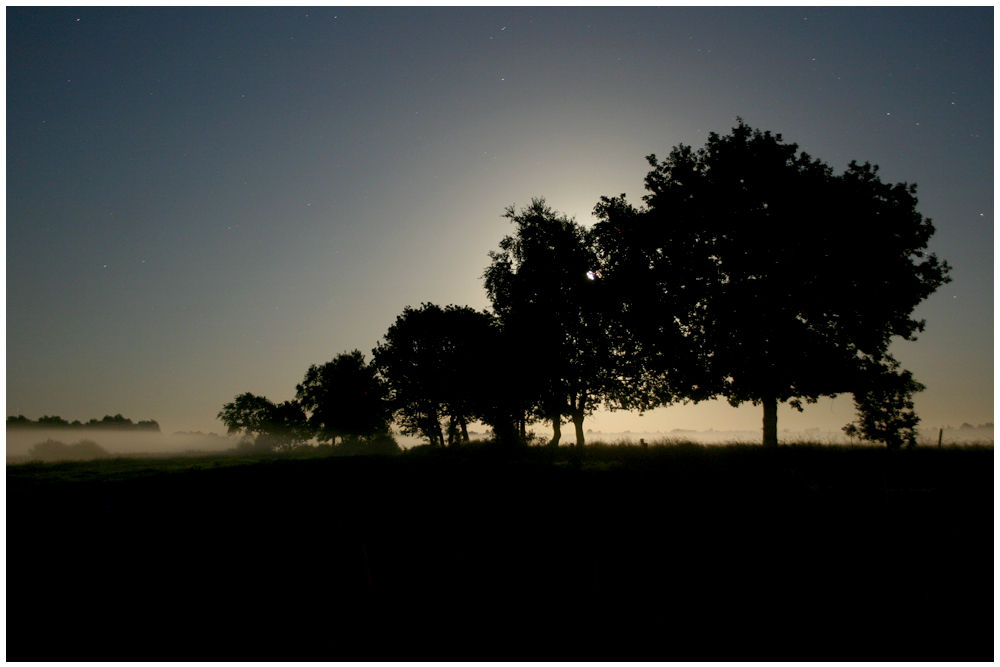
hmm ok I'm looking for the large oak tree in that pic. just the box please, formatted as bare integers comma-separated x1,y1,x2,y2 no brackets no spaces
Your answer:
594,120,951,446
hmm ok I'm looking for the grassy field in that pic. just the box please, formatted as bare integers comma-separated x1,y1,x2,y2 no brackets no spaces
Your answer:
8,440,992,660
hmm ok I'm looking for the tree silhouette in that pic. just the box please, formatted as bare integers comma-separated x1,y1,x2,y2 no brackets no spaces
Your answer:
843,358,924,449
592,190,717,416
27,438,109,462
472,321,539,445
484,198,632,447
6,414,160,431
372,303,495,447
37,415,71,428
295,350,393,447
428,305,499,444
595,120,950,446
91,414,135,429
217,392,311,453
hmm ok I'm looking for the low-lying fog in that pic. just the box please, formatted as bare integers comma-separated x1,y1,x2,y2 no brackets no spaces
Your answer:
7,424,992,462
5,429,235,461
519,424,994,447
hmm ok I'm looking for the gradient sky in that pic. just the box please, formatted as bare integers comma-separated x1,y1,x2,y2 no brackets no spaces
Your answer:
7,6,993,440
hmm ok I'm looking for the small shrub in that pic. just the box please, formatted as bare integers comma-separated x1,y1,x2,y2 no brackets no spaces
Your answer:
27,439,110,462
69,440,109,460
334,433,402,456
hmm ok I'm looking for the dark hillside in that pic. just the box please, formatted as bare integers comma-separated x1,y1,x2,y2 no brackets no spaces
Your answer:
7,444,992,660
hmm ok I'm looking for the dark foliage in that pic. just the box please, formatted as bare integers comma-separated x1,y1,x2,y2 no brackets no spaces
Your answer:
844,358,924,449
26,438,110,461
217,392,311,453
372,302,496,447
7,414,160,431
295,349,393,445
594,119,951,445
331,432,402,456
484,198,635,447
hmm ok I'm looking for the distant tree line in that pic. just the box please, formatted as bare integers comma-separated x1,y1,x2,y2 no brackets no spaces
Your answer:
7,414,161,432
220,120,950,452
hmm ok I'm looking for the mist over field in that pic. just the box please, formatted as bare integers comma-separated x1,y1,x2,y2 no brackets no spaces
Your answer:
5,429,233,461
505,424,994,447
8,422,991,462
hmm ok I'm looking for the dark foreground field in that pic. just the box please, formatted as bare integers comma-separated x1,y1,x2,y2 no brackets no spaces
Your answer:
7,443,993,660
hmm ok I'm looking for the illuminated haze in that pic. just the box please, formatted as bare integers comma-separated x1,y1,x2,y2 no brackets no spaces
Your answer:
6,8,993,446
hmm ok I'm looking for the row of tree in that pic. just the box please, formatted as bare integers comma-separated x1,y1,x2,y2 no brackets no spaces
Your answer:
7,414,161,431
220,120,950,451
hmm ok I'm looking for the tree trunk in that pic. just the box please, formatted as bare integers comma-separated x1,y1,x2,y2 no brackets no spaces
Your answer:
572,409,586,448
762,396,778,447
459,416,469,443
550,417,562,448
493,419,516,445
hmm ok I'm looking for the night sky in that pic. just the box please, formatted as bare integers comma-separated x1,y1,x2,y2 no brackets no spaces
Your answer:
7,7,993,442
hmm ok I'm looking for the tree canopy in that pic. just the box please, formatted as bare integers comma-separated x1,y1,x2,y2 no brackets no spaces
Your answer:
593,119,951,445
485,198,635,447
372,303,495,447
217,392,311,453
843,358,925,449
7,414,161,431
295,349,392,446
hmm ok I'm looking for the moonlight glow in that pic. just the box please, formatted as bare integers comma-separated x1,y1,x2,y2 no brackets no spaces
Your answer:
5,7,992,443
